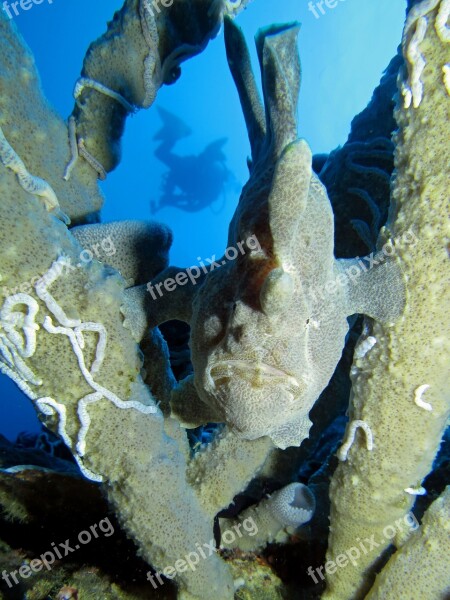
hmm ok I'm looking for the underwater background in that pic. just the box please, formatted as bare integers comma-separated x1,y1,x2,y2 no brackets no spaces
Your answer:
0,1,449,599
0,0,406,442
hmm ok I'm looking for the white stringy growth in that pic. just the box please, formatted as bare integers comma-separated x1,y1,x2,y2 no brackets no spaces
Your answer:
0,293,42,387
64,77,135,180
435,0,450,42
36,397,102,481
1,256,157,482
414,383,433,411
0,360,40,399
35,257,81,328
354,335,377,360
403,16,428,108
443,64,450,93
77,139,107,181
0,293,40,358
139,0,226,107
404,486,427,495
63,116,79,181
0,125,70,225
74,78,135,113
402,0,450,107
73,322,107,375
63,116,108,182
436,0,450,93
337,419,374,461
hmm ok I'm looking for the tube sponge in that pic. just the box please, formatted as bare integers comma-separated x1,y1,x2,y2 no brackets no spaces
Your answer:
324,2,450,597
219,483,316,552
268,482,316,528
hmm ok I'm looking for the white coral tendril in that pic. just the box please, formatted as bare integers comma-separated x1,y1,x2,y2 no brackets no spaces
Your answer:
0,125,70,224
74,78,135,113
404,486,427,496
0,293,40,358
35,257,80,328
402,0,450,108
0,293,42,386
436,0,450,42
337,420,374,461
403,16,428,108
33,258,157,481
414,384,433,411
2,256,158,482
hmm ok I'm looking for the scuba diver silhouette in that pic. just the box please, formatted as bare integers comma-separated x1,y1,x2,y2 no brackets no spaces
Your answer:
150,107,238,214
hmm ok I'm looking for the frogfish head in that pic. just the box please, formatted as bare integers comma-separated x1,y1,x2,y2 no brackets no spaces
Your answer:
190,258,332,448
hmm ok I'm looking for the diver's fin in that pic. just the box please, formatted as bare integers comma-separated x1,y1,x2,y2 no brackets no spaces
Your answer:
153,106,192,142
201,137,228,160
339,255,406,324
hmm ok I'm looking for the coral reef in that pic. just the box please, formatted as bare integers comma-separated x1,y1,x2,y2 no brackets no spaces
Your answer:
0,1,448,599
324,1,450,598
0,3,261,598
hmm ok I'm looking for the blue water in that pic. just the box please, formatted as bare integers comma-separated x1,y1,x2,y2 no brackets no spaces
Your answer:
0,0,405,440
